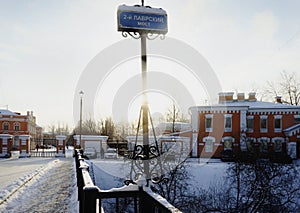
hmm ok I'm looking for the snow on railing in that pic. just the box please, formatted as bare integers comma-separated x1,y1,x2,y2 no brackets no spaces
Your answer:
74,149,182,213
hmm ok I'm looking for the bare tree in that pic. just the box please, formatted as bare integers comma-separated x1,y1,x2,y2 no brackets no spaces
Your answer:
166,103,189,133
280,71,300,105
150,159,196,211
47,123,71,135
196,160,300,212
83,118,98,134
74,118,100,135
115,121,131,139
100,117,116,139
264,71,300,105
265,81,280,98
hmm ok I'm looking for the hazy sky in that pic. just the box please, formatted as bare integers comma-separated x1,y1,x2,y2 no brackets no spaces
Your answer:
0,0,299,129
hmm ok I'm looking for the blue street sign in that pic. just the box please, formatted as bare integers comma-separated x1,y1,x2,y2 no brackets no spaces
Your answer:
118,5,168,34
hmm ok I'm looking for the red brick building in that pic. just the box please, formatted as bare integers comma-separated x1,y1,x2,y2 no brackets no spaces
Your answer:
189,92,300,158
0,109,42,157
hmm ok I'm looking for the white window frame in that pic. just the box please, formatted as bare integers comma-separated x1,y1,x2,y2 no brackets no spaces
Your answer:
274,115,282,133
224,114,232,132
258,137,270,153
14,122,20,131
2,122,9,130
246,115,254,132
203,136,215,153
260,115,268,133
222,136,235,150
205,114,213,132
13,136,19,147
271,137,284,152
246,137,256,152
294,115,300,124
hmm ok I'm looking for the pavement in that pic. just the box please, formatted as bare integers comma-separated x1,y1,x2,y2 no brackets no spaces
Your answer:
0,157,78,213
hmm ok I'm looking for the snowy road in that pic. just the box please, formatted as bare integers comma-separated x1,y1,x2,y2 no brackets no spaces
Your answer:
0,158,54,192
0,158,78,213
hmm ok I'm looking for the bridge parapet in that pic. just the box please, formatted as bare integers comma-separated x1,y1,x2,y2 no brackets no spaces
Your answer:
74,149,181,213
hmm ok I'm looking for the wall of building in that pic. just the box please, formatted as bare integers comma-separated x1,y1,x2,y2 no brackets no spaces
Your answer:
191,92,300,158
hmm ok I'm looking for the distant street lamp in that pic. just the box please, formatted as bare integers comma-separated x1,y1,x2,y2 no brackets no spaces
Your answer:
79,90,84,148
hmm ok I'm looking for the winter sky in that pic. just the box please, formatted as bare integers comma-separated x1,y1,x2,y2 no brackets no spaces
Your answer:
0,0,299,129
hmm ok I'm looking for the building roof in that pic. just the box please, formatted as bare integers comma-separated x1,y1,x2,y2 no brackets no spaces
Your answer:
0,109,19,116
156,122,191,130
190,100,300,111
283,124,300,137
218,100,300,109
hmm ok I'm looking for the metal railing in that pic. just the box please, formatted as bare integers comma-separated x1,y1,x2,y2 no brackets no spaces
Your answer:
74,149,181,213
30,151,56,157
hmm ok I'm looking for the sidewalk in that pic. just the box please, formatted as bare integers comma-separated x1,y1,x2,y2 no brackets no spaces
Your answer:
0,158,78,213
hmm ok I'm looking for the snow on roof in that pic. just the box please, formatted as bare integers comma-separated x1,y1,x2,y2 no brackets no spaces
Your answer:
283,124,300,136
284,124,300,132
73,135,108,141
219,100,300,109
190,100,300,111
156,122,191,131
0,109,19,116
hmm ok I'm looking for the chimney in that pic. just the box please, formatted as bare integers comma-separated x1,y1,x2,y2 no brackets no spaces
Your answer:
237,93,245,101
275,96,282,104
248,92,257,102
218,92,234,103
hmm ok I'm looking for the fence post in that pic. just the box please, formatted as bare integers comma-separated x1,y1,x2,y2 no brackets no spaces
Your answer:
75,150,85,213
139,187,155,213
83,186,99,213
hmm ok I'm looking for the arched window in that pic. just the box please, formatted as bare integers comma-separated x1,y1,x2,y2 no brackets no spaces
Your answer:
258,137,270,153
222,136,235,150
246,137,256,152
14,122,20,131
272,137,284,152
2,122,9,130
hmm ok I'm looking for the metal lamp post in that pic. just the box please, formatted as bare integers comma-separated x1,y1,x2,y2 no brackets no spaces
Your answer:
79,90,84,148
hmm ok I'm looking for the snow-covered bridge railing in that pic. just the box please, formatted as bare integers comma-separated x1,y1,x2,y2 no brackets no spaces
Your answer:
74,149,181,213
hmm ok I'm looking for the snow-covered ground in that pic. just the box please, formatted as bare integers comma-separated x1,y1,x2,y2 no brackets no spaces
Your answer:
2,152,297,213
0,157,55,198
0,157,78,213
90,157,229,191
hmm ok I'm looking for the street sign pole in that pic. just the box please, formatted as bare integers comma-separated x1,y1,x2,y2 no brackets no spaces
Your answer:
141,32,150,180
118,1,168,185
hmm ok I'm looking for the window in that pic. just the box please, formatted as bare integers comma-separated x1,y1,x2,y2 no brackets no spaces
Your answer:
205,114,213,132
246,138,256,152
222,137,234,150
203,136,215,152
274,115,282,132
258,137,270,153
13,136,19,148
295,115,300,124
224,114,232,132
246,116,254,132
205,140,213,152
14,122,20,131
272,137,284,152
260,115,268,133
3,122,9,130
